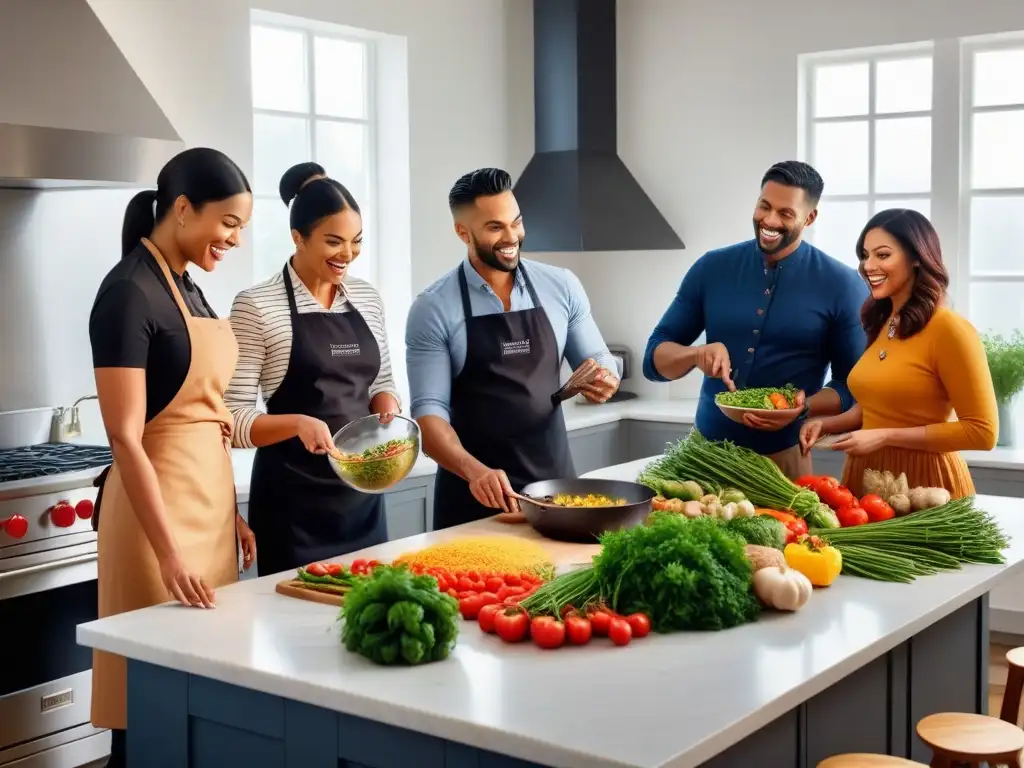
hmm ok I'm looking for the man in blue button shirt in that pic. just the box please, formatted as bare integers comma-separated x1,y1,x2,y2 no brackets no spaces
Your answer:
407,168,620,528
643,161,868,478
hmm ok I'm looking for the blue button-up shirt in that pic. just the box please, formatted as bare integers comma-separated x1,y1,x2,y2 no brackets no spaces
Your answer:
407,257,617,422
643,239,868,454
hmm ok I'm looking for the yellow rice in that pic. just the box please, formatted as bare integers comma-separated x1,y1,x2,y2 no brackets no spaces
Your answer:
393,536,553,575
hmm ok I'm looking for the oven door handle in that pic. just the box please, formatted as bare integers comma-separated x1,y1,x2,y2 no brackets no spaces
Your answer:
0,553,98,582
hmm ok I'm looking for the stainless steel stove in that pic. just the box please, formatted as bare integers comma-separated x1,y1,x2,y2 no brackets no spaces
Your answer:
1,442,113,768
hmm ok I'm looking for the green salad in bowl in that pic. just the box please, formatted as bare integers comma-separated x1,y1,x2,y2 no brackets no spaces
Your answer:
328,415,421,493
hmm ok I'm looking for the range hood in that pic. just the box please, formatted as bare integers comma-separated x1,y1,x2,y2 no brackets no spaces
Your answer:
0,0,184,190
513,0,684,252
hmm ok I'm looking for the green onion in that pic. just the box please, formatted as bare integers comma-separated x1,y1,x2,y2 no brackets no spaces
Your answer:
638,430,820,517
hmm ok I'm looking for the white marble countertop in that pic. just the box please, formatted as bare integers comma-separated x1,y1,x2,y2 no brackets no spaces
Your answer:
78,456,1024,768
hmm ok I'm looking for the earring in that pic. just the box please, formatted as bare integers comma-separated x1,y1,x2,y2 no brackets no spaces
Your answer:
178,219,185,228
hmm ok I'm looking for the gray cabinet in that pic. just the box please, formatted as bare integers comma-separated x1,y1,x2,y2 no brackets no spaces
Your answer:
383,474,434,538
568,422,628,475
625,420,690,458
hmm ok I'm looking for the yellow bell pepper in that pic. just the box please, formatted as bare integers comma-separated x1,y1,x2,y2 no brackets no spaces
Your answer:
784,537,842,587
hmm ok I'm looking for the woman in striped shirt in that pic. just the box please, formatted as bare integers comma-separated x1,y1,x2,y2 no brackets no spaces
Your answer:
225,162,401,575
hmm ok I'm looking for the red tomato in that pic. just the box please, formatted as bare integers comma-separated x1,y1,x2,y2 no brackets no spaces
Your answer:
588,609,613,636
473,580,487,592
306,562,328,577
530,616,566,649
456,590,477,599
494,608,530,643
367,559,382,570
478,592,500,607
626,613,651,638
455,570,467,579
794,475,821,491
478,603,502,633
836,505,870,527
457,576,475,592
467,570,480,583
351,558,367,571
827,487,856,510
435,576,450,592
326,563,344,577
565,615,592,645
3,515,28,539
860,494,896,523
459,595,484,620
446,588,459,599
608,617,632,646
791,518,809,536
504,574,522,587
485,576,505,593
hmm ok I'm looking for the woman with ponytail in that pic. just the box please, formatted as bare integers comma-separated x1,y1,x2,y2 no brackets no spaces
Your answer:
88,147,255,766
224,162,401,575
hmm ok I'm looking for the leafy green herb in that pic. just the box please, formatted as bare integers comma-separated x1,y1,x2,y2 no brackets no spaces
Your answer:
340,565,459,665
594,514,760,632
982,331,1024,406
724,515,786,550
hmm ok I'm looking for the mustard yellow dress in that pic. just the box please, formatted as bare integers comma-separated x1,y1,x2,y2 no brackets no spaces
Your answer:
841,307,998,499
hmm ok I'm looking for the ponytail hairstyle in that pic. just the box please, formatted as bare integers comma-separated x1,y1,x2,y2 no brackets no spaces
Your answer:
279,162,360,238
121,147,251,258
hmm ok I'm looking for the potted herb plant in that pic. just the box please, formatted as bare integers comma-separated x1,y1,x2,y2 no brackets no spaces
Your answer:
982,330,1024,447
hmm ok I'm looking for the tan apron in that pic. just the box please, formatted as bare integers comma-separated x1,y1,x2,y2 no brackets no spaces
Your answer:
91,239,239,730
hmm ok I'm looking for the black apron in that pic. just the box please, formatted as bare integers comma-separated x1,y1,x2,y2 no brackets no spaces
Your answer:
432,262,575,530
248,265,387,576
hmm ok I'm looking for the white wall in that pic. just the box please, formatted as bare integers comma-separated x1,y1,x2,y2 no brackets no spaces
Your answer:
507,0,1024,400
0,0,510,428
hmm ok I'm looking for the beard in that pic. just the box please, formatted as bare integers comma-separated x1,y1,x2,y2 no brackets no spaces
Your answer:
473,235,523,273
752,219,800,255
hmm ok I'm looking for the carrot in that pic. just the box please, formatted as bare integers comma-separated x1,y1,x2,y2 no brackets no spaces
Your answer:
769,392,790,410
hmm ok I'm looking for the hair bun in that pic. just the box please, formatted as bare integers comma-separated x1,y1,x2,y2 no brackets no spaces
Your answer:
279,162,328,206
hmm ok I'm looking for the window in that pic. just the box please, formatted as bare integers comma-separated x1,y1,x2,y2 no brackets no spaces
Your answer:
963,42,1024,337
250,20,376,284
802,47,934,269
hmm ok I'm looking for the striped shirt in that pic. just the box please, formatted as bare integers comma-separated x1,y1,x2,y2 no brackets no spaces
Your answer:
225,261,400,448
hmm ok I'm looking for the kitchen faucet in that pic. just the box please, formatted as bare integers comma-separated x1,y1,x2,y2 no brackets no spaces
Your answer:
50,395,99,443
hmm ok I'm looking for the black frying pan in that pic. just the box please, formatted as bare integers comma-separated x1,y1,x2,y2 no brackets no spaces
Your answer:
516,478,655,543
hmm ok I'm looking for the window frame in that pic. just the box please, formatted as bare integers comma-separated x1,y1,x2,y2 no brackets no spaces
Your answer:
250,18,379,285
800,43,935,253
959,36,1024,324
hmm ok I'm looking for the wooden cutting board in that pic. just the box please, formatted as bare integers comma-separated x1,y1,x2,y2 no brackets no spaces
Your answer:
275,579,346,607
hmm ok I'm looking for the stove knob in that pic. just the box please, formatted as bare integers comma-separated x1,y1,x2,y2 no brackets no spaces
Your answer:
3,514,28,539
75,499,94,520
50,501,76,528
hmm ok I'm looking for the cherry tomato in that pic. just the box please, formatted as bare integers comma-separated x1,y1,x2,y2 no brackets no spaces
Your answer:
559,604,577,619
588,609,612,636
351,558,367,571
626,613,651,638
477,592,500,608
457,576,475,592
446,588,459,599
306,562,328,577
457,590,477,600
467,570,480,583
494,607,530,643
860,494,896,523
435,576,450,592
565,615,592,645
326,563,344,577
607,617,632,646
530,616,566,649
3,515,28,539
459,594,484,620
504,573,522,587
485,576,505,593
367,559,383,570
836,505,870,527
478,603,502,633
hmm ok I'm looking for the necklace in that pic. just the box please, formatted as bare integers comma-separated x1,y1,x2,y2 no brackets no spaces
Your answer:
878,315,899,361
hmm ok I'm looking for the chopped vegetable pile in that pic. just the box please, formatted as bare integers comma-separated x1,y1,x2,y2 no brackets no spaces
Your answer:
393,536,555,579
715,384,800,410
330,437,417,490
548,493,626,507
339,565,459,665
810,497,1010,582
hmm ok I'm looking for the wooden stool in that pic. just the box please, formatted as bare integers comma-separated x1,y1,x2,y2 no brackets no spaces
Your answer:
818,754,928,766
917,712,1024,767
1001,647,1024,726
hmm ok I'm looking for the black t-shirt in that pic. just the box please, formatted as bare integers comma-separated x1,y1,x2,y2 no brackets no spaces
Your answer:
89,242,217,422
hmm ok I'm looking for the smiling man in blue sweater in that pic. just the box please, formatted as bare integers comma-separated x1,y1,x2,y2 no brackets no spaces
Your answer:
643,161,868,478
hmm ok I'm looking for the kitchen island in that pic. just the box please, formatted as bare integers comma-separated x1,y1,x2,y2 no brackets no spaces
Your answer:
77,457,1024,768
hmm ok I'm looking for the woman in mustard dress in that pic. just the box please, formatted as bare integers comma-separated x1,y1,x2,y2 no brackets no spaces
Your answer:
799,209,998,499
